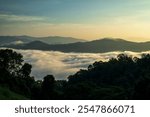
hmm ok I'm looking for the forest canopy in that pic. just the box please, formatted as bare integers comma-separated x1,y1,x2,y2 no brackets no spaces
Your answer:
0,49,150,100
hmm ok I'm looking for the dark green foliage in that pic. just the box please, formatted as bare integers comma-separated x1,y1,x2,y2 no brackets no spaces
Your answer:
67,53,150,99
0,49,23,82
0,49,34,98
133,77,150,99
41,75,56,99
0,86,28,100
20,63,32,78
1,49,150,100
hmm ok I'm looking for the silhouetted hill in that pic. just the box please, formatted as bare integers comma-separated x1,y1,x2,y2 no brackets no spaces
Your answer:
46,38,150,52
0,36,85,45
2,37,150,53
5,41,51,50
36,36,86,44
0,36,30,45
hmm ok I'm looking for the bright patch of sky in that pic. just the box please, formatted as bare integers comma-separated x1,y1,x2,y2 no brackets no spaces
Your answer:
0,0,150,41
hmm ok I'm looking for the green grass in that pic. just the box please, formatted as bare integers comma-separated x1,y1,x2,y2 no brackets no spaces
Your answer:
0,86,28,100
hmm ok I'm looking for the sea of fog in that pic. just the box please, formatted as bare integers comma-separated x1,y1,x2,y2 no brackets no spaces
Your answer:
2,48,150,80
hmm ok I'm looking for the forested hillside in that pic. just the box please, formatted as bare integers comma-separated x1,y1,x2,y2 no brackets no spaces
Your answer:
3,38,150,53
0,49,150,99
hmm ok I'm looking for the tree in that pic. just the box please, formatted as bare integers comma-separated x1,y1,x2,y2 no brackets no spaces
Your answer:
0,49,23,83
0,49,34,98
20,63,32,78
41,75,56,99
133,77,150,99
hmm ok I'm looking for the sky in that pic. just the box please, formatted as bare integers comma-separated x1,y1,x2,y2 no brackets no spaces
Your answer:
0,0,150,41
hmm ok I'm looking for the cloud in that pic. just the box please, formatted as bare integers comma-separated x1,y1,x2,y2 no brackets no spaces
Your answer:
0,49,144,81
15,50,101,80
1,48,150,80
0,14,46,22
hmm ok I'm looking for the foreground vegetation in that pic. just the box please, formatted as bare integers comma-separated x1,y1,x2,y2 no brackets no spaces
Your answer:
0,49,150,99
0,86,27,100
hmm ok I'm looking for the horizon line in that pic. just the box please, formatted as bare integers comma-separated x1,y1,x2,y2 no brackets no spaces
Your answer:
0,35,150,42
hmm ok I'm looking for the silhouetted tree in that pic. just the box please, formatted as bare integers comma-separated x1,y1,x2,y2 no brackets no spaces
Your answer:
0,49,23,83
31,80,42,99
67,54,150,99
41,75,56,99
0,49,34,98
20,63,32,78
133,77,150,99
1,49,150,100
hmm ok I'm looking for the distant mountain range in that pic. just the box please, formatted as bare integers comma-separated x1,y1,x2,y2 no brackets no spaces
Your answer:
0,36,86,45
1,36,150,53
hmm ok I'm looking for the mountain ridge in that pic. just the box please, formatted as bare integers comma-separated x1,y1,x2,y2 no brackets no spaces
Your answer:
2,38,150,53
0,35,86,45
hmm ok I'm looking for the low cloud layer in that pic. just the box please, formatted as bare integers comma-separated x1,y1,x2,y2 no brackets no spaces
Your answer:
16,50,107,80
2,48,150,80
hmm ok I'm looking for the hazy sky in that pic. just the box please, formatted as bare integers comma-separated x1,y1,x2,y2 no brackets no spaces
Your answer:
0,0,150,41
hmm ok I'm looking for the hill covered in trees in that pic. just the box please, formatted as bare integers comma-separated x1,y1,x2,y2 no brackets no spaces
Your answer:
3,38,150,53
0,49,150,99
0,36,85,46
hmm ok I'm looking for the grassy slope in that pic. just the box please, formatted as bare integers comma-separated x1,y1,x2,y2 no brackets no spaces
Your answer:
0,86,28,100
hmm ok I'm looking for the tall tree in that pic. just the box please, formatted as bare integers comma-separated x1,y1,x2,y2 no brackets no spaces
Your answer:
0,49,23,83
41,75,56,99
